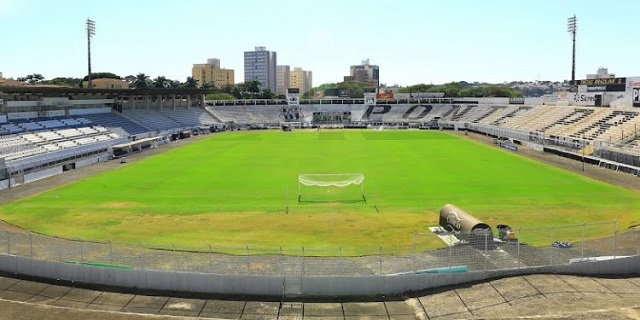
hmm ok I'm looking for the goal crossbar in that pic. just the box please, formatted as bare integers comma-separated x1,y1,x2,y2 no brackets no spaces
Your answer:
298,173,366,203
298,173,364,187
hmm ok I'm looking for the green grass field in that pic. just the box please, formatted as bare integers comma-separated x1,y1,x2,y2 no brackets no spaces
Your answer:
0,130,638,252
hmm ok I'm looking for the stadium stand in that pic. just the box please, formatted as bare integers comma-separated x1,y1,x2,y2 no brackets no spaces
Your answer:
206,105,285,126
123,108,184,131
3,92,640,189
80,112,150,136
159,107,219,127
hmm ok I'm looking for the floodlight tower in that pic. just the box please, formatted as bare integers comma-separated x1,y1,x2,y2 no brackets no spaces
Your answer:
86,18,96,88
567,15,577,87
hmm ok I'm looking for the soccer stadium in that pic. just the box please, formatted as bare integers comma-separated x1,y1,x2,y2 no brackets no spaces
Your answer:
1,83,640,318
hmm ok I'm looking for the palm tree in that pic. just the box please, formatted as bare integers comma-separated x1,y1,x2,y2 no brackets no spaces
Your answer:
124,75,136,88
167,79,181,88
152,76,168,89
182,76,198,89
134,73,150,89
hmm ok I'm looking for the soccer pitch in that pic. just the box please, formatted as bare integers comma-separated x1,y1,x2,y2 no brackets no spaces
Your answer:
0,130,638,250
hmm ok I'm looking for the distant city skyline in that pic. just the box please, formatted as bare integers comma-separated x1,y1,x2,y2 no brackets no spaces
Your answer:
1,0,639,86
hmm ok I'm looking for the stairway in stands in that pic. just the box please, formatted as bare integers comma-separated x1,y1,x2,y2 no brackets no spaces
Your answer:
540,108,594,133
571,110,638,140
472,106,506,124
490,106,532,126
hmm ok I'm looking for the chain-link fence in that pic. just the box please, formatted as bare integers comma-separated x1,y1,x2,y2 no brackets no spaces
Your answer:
0,220,635,277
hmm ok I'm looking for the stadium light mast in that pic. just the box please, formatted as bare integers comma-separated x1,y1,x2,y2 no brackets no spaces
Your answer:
86,18,96,89
567,15,577,87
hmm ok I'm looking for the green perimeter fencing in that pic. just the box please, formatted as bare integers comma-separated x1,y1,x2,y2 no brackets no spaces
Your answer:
0,220,636,276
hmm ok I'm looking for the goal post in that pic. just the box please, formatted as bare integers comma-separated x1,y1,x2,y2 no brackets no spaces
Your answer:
298,173,366,203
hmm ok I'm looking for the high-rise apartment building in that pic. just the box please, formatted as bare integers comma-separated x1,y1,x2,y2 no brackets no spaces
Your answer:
348,59,379,88
244,46,277,92
290,67,312,95
192,58,235,89
276,65,290,96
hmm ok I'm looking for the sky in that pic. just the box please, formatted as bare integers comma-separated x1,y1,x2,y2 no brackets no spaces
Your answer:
1,0,639,87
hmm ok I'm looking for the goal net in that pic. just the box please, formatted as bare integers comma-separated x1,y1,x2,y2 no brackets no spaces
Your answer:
280,121,302,129
298,173,366,203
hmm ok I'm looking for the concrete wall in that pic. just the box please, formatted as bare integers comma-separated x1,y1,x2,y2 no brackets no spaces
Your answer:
69,107,111,115
0,179,8,191
75,157,99,169
23,166,62,184
0,253,637,298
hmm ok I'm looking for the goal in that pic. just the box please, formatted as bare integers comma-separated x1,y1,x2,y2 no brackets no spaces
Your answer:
280,121,302,129
298,173,366,203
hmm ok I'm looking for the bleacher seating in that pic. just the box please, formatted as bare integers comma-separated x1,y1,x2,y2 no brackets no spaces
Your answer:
81,112,150,136
123,109,184,131
206,106,284,125
0,114,133,164
159,107,219,127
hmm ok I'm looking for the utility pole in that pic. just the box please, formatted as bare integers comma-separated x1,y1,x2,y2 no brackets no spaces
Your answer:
567,15,577,88
86,18,96,88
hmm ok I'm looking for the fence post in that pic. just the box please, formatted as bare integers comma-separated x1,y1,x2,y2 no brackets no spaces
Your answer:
6,230,10,255
279,247,283,277
246,246,250,273
378,246,382,275
56,236,62,262
28,232,33,259
172,244,176,271
550,226,555,266
208,244,213,272
517,227,521,269
108,240,113,265
412,233,417,272
338,246,342,275
448,236,453,269
79,238,83,263
484,232,488,271
581,222,586,259
139,243,144,270
613,219,618,258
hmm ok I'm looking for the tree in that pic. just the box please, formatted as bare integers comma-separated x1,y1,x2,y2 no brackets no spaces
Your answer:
205,93,236,100
82,72,121,81
258,88,275,99
231,86,243,99
182,76,198,89
245,80,261,93
201,82,215,89
134,73,150,89
41,77,82,87
17,73,45,84
396,83,435,93
152,76,169,89
124,75,136,88
167,79,181,89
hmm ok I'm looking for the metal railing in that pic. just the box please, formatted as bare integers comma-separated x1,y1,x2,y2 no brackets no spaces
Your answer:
0,220,634,277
